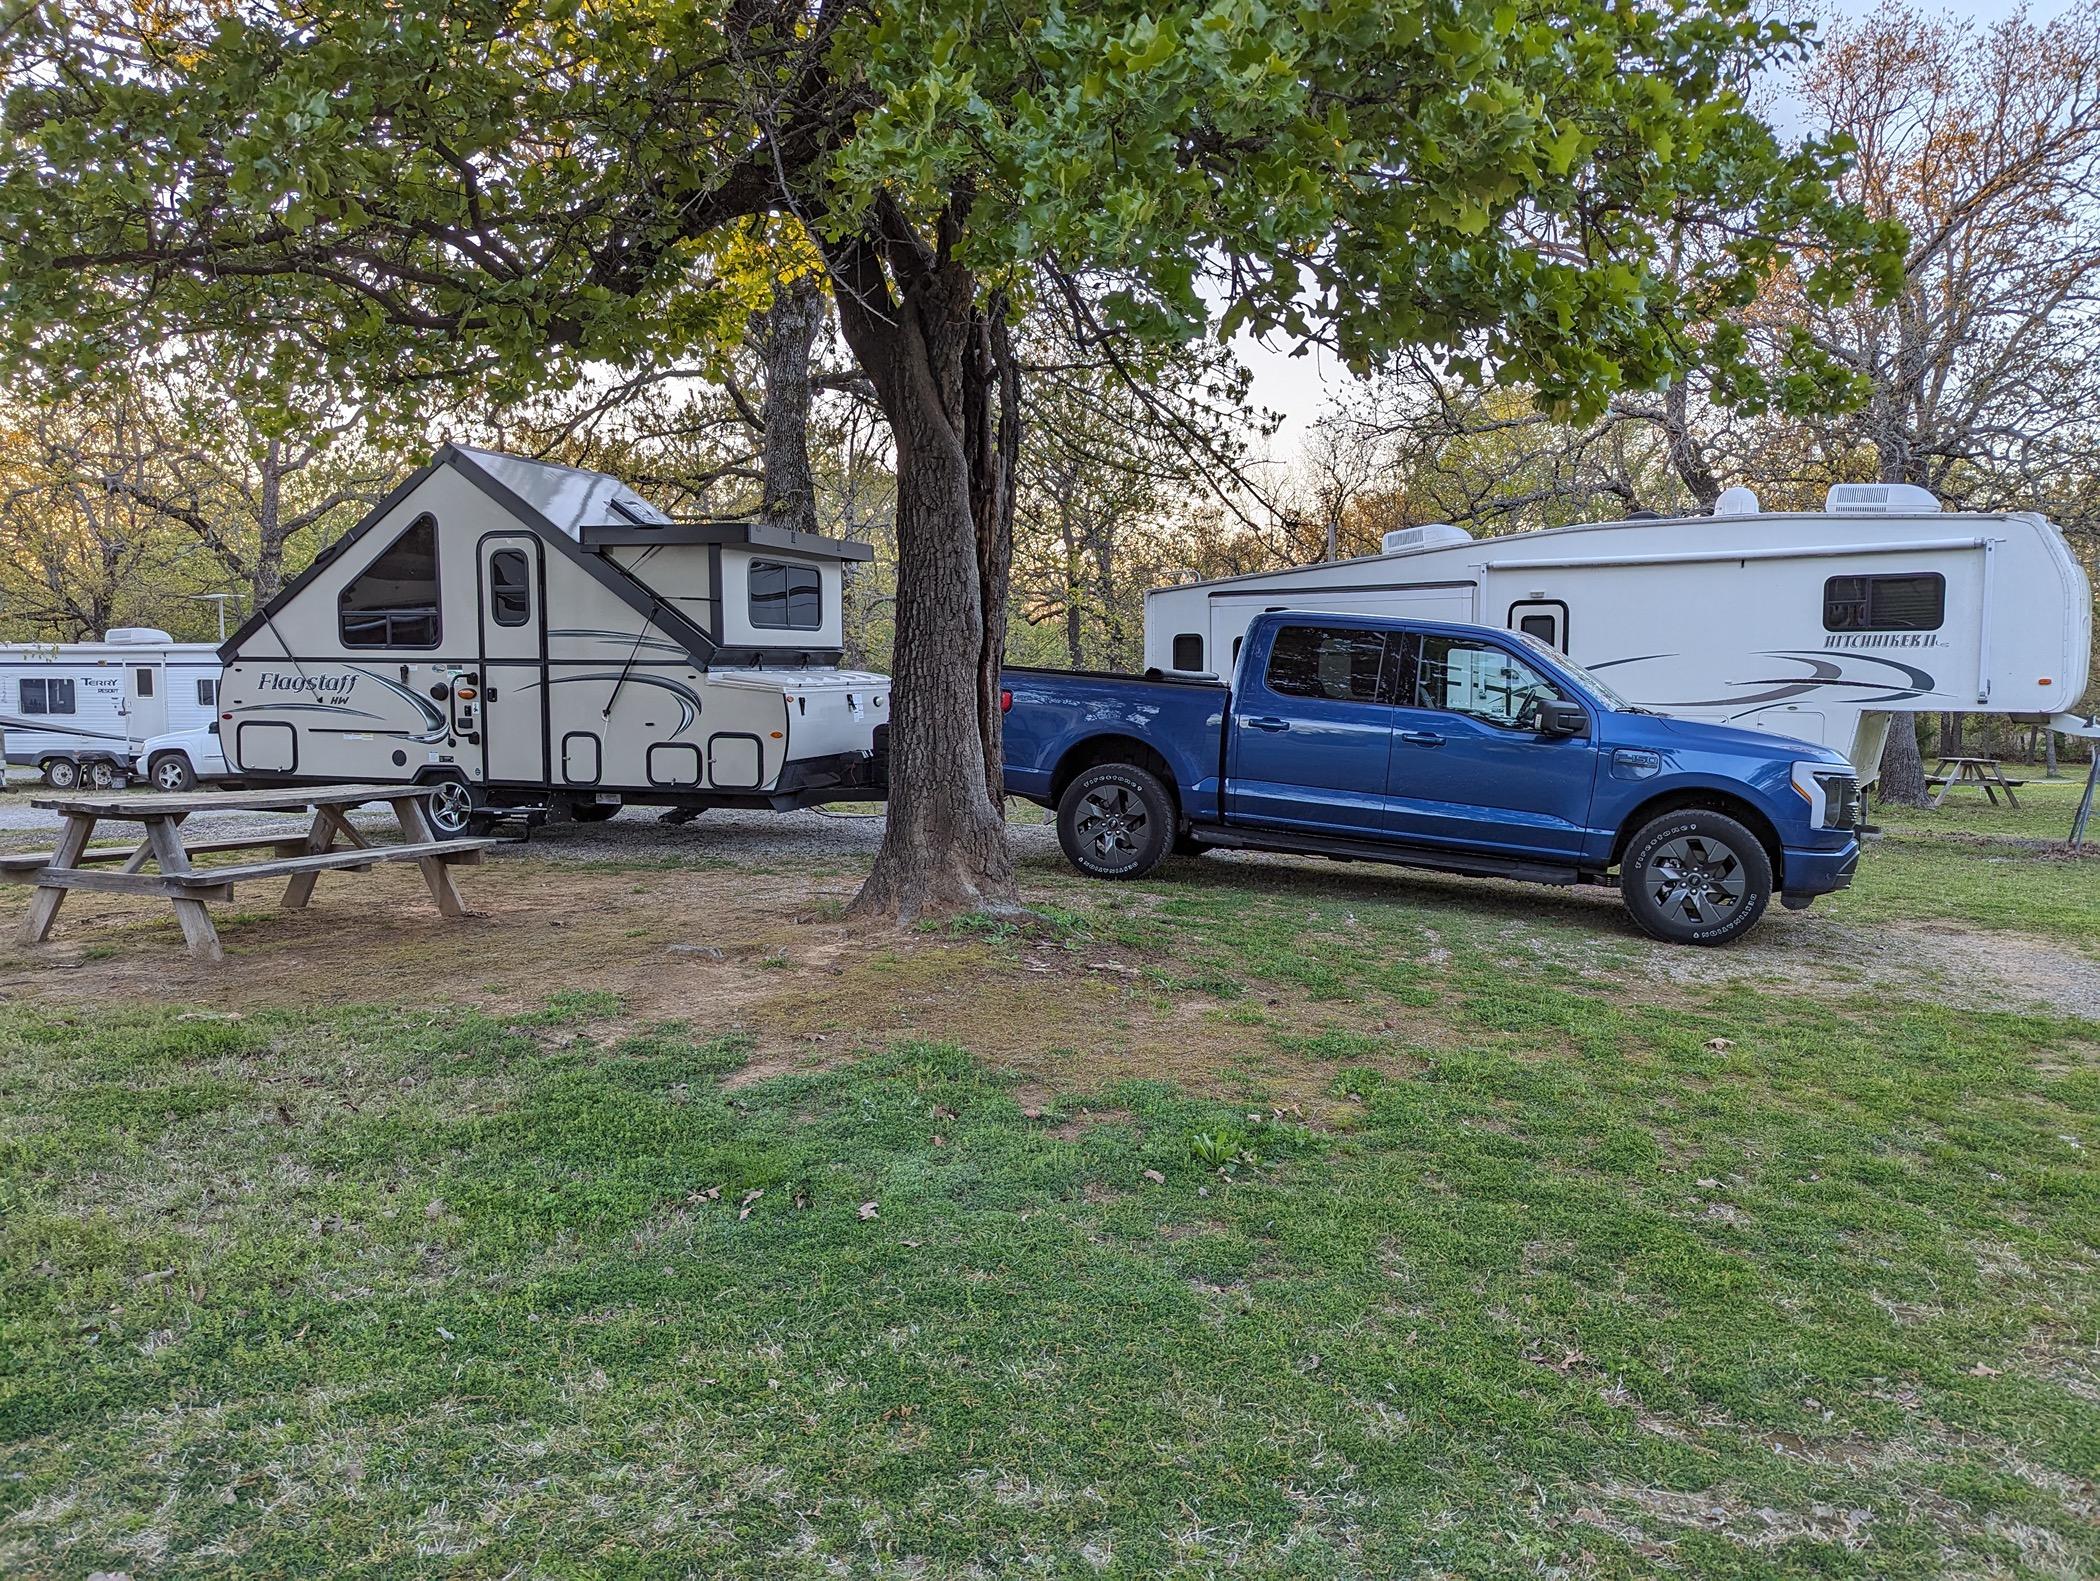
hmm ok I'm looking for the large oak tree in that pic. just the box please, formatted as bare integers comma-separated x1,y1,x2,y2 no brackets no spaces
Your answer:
1,0,1894,916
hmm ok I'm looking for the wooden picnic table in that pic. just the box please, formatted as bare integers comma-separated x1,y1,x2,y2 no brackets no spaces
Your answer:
1926,755,2027,809
6,784,502,963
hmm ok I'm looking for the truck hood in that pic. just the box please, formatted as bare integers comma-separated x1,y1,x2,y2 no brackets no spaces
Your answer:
1632,713,1850,767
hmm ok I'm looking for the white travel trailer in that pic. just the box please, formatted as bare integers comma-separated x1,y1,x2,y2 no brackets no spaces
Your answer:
1143,484,2095,779
217,445,889,833
0,629,222,788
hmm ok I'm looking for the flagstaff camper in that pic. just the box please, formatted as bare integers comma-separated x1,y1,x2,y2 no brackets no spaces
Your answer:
1143,484,2096,780
215,445,888,834
0,629,223,788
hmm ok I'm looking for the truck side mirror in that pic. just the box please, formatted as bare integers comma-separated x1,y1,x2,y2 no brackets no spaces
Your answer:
208,722,220,735
1536,699,1589,738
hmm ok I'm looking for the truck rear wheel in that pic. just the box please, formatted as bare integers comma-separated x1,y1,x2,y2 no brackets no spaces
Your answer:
1620,809,1772,946
1057,764,1174,880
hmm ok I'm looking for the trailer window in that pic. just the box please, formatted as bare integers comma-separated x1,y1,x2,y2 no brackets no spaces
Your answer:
489,549,531,627
1172,632,1204,671
749,559,821,630
197,678,216,706
340,514,442,648
133,666,154,698
1823,573,1944,631
1415,636,1564,729
1265,625,1390,703
20,678,75,715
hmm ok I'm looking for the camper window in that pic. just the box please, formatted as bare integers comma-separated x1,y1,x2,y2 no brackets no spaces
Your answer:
1266,625,1390,703
750,559,821,630
490,549,531,627
1823,573,1945,632
21,678,75,715
1172,632,1205,670
133,667,154,698
197,678,216,706
339,514,442,648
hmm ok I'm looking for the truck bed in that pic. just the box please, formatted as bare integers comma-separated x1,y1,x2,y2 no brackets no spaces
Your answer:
1000,666,1229,814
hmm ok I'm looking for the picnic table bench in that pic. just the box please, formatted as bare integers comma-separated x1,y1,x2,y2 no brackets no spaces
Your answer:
6,784,502,963
1925,756,2026,808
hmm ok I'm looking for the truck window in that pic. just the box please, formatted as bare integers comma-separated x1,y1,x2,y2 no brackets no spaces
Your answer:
1265,625,1389,703
750,559,822,630
1415,636,1563,729
339,514,442,648
21,678,75,715
1823,573,1944,631
1172,632,1204,670
489,549,531,626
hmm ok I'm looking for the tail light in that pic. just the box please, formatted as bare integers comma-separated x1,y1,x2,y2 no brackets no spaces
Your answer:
999,688,1013,713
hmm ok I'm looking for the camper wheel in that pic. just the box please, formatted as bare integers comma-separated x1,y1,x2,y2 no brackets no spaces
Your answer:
419,775,479,840
86,759,118,790
41,758,79,791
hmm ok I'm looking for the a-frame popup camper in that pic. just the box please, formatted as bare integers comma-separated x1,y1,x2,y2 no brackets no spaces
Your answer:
217,446,888,834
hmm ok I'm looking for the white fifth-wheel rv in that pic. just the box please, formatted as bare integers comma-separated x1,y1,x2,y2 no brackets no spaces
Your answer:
217,445,889,833
0,629,222,788
1143,484,2095,780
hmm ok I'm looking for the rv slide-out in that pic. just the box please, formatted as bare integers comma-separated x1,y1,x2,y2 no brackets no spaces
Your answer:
217,446,890,832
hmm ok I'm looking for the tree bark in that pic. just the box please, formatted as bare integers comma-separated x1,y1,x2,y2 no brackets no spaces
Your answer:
1661,379,1720,510
822,208,1020,922
1878,712,1930,805
754,275,823,535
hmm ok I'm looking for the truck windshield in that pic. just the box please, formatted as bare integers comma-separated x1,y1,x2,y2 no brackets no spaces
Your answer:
1514,632,1637,712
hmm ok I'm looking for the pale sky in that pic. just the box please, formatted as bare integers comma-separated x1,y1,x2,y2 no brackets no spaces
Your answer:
1233,0,2085,457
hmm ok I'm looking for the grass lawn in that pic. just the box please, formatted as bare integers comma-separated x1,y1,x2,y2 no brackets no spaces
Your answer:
1,825,2096,1576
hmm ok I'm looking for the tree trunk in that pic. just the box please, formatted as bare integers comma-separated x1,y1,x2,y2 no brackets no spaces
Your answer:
755,276,823,535
823,214,1020,922
1879,712,1930,806
1660,379,1720,510
2047,728,2061,779
1941,711,1963,758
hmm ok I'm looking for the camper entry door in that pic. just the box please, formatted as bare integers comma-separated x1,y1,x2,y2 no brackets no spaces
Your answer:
477,533,549,784
123,663,167,746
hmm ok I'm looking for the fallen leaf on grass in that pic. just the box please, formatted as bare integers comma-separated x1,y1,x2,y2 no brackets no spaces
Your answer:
858,1201,879,1220
1705,1037,1735,1052
1141,1169,1166,1185
738,1189,763,1221
1969,1362,2002,1377
424,1199,444,1220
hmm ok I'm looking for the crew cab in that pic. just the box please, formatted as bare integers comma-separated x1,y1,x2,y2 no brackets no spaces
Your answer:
1002,612,1862,945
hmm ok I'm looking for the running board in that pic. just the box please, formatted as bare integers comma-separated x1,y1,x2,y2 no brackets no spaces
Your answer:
1186,823,1588,886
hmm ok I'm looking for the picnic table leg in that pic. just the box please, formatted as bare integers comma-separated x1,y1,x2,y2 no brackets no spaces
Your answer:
283,809,340,910
18,812,95,945
1996,766,2020,809
393,797,467,919
118,809,189,875
142,817,224,964
1931,769,1955,808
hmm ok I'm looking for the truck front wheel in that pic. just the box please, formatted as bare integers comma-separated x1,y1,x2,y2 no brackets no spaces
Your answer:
1057,764,1175,880
1620,809,1772,946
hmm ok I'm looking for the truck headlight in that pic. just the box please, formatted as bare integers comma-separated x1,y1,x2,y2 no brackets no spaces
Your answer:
1792,762,1861,829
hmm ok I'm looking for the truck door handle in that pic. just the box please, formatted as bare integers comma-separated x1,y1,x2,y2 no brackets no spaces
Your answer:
1400,730,1445,747
1246,717,1290,733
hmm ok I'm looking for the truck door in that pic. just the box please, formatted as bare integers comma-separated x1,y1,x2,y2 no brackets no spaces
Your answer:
124,663,168,746
1386,632,1598,858
477,534,548,785
1226,622,1396,836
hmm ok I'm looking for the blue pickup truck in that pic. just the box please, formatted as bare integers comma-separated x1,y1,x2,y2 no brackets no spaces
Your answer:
1002,612,1862,945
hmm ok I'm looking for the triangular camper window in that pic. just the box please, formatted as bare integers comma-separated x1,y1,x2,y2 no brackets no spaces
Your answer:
339,514,442,648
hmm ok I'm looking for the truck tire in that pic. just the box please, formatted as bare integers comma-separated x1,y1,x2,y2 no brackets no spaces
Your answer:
42,759,79,791
1058,764,1174,880
148,752,196,793
1620,809,1772,946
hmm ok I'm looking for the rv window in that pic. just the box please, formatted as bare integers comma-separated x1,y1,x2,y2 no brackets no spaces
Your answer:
1172,632,1204,671
489,549,531,627
1518,614,1557,644
1415,637,1564,729
197,678,216,706
21,678,75,716
133,666,154,698
339,513,442,648
1265,625,1390,703
1823,573,1945,632
750,559,821,631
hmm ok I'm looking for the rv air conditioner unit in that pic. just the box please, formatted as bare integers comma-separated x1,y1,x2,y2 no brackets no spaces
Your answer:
1826,483,1940,515
103,627,175,645
1381,524,1474,555
1712,487,1760,517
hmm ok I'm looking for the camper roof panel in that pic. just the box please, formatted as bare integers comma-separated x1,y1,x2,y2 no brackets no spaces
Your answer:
453,446,674,534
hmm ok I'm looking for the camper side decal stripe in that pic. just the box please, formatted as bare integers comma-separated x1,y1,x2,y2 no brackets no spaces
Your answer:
519,672,704,734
